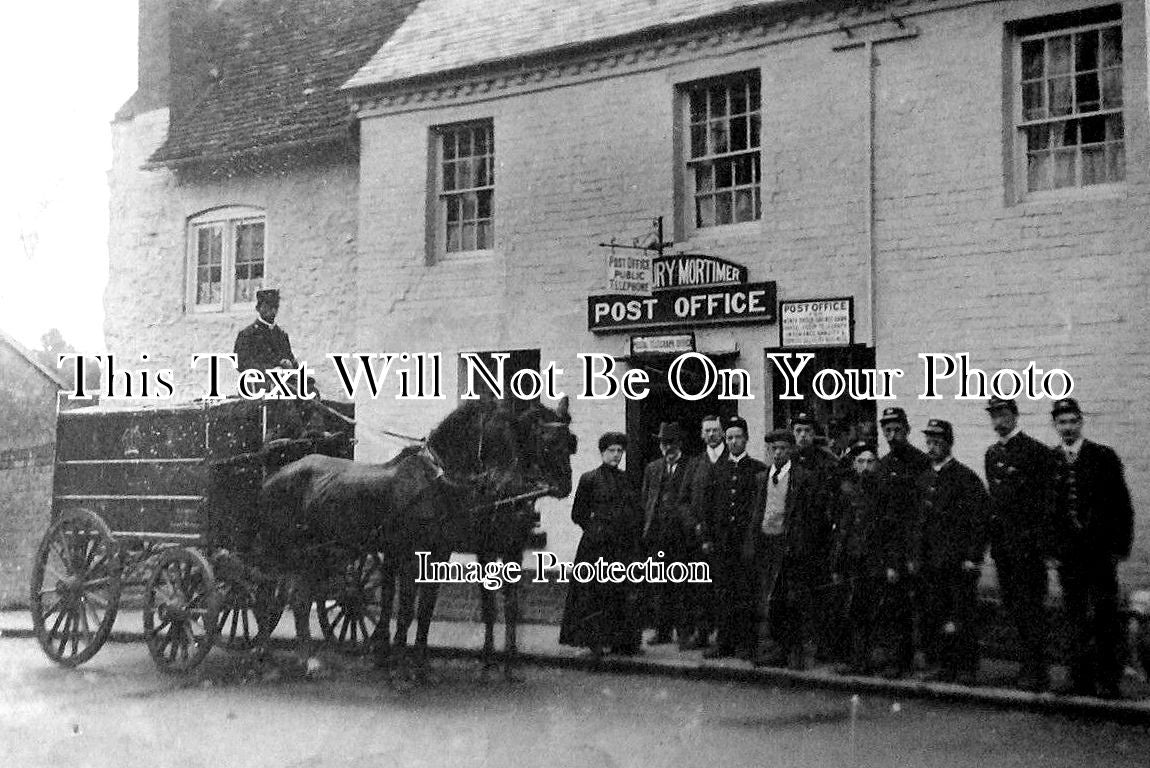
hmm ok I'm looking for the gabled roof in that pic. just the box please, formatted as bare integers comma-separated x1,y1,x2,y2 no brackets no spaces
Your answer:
148,0,420,166
344,0,801,90
0,330,66,389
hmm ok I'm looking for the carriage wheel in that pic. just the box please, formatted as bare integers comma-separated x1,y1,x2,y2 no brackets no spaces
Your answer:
29,509,122,667
144,548,220,673
317,552,385,652
214,578,260,652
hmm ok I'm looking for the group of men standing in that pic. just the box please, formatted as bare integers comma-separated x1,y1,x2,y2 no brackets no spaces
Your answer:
561,397,1135,699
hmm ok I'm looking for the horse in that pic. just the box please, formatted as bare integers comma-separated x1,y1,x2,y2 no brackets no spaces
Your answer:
246,396,573,676
386,397,575,679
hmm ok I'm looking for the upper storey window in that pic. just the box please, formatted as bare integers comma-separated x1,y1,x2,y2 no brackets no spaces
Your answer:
187,206,265,312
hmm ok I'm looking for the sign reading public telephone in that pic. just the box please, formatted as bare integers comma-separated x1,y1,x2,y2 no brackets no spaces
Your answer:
588,252,774,333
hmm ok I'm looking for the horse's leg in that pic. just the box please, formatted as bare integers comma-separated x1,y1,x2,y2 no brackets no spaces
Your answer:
503,549,522,682
391,553,419,684
412,546,447,681
251,577,282,665
479,553,497,671
288,574,319,674
370,551,397,668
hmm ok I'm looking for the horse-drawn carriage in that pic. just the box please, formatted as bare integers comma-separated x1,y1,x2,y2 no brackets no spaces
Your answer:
30,394,575,677
29,397,365,673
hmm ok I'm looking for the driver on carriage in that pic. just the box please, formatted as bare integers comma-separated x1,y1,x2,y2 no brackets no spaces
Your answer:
233,288,324,440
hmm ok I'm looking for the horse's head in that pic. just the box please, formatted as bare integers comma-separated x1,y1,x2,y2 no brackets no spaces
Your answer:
514,396,575,498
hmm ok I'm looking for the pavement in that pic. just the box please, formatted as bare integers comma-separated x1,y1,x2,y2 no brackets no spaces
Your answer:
3,608,1148,723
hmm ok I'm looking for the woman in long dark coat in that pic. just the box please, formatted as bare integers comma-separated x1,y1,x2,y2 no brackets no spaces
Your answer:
558,432,644,656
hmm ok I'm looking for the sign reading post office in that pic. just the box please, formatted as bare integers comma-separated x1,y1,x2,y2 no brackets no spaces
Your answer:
779,298,854,347
588,282,777,332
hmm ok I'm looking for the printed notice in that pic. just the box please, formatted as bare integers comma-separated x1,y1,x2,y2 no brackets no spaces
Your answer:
780,298,853,347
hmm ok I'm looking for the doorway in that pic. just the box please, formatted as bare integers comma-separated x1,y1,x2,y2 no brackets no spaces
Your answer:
624,354,740,486
769,344,878,439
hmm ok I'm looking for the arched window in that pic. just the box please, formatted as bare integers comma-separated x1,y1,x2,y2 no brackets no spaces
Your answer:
186,206,267,312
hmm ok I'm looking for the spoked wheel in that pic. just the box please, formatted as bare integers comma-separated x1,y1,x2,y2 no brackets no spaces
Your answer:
29,508,122,667
144,548,220,673
317,552,385,652
214,578,261,652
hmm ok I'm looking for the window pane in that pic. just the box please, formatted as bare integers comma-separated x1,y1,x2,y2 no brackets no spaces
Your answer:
456,159,472,189
1080,115,1106,144
457,130,471,157
748,81,760,112
1075,31,1098,72
1081,144,1106,185
710,120,728,154
1101,68,1122,108
1075,73,1099,111
1022,82,1045,120
1025,124,1049,151
715,192,732,225
474,128,488,155
1106,114,1123,141
708,85,727,116
694,165,713,193
689,91,707,123
462,193,477,222
1027,152,1050,191
734,189,754,223
477,189,492,219
1048,76,1072,116
1048,35,1072,74
690,124,706,158
475,159,488,187
715,158,733,189
1100,26,1121,67
477,221,491,250
730,115,747,151
446,223,461,252
1021,39,1044,80
462,223,476,251
696,196,715,228
443,133,456,160
1053,148,1076,188
443,161,456,191
730,84,748,115
734,154,754,185
749,113,760,148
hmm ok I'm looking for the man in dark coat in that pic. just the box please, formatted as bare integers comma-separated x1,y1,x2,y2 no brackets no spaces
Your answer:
701,416,766,659
874,406,931,677
915,419,990,685
641,422,693,647
679,414,727,649
745,430,828,669
559,432,644,656
234,288,297,374
1049,398,1135,698
984,396,1058,691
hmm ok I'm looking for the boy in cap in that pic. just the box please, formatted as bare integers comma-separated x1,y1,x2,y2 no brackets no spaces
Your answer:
641,422,693,647
1049,398,1135,698
984,396,1058,691
915,419,990,684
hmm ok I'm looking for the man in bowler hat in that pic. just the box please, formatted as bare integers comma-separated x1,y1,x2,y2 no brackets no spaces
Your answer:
1050,398,1135,698
915,419,990,684
984,396,1058,691
641,422,694,647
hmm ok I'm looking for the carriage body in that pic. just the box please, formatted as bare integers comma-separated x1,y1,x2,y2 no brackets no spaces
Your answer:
31,398,354,671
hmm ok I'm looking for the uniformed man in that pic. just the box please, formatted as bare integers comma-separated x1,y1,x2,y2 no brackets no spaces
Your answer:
790,412,840,658
915,419,990,685
874,406,930,677
641,422,693,648
701,416,766,659
984,396,1057,692
234,288,297,375
1049,398,1135,698
680,414,728,649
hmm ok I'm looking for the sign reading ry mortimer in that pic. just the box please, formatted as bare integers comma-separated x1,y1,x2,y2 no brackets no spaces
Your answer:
589,282,777,332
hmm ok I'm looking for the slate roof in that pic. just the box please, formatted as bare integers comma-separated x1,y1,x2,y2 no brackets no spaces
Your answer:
344,0,803,90
148,0,420,166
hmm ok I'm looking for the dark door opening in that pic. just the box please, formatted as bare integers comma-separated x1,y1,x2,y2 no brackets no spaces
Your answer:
770,344,878,442
624,355,740,487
